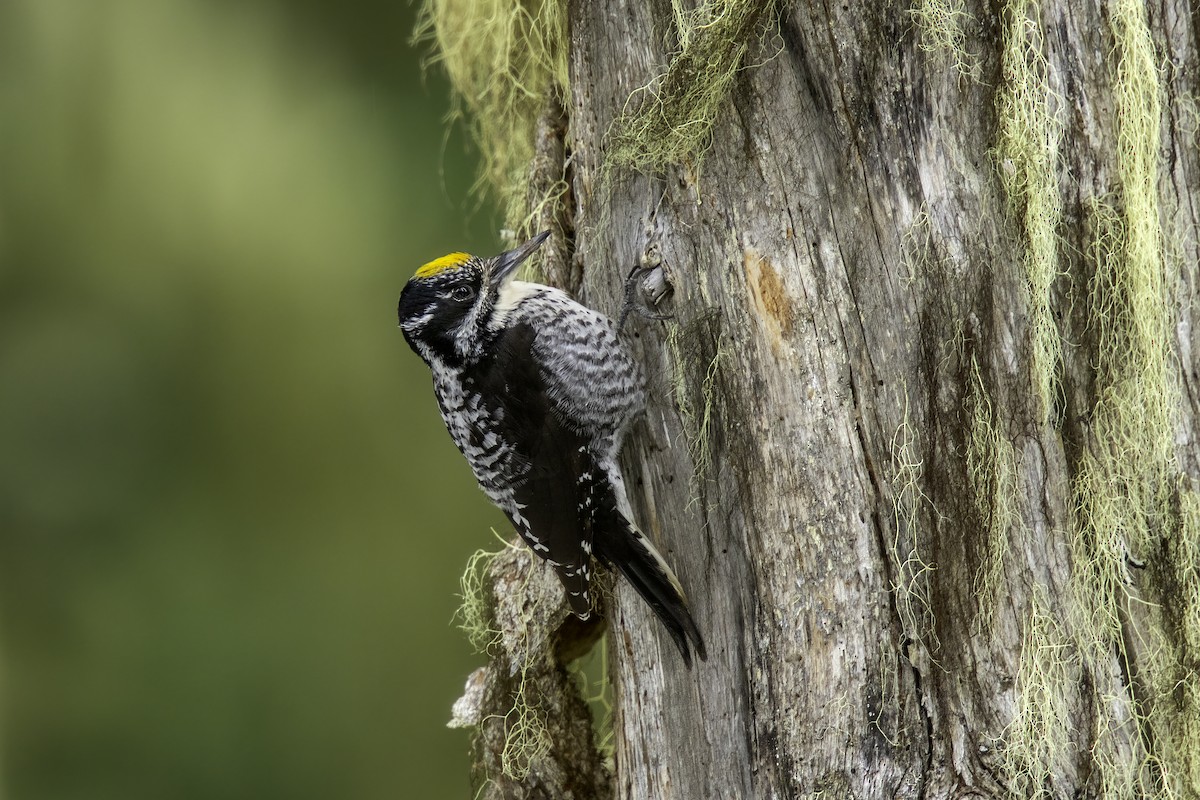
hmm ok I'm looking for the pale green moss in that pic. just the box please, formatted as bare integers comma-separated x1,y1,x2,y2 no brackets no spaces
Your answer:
898,210,934,289
1170,488,1200,790
1175,488,1200,656
414,0,568,228
871,639,902,746
993,0,1064,423
989,9,1184,776
608,0,772,172
417,0,773,216
499,670,553,780
1159,485,1200,792
1176,92,1200,142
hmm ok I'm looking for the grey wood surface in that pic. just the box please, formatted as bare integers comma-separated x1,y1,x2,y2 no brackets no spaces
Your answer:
550,0,1200,797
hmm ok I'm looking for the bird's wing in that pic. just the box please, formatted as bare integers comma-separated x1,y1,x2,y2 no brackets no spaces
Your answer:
529,302,645,443
476,321,599,618
482,314,705,662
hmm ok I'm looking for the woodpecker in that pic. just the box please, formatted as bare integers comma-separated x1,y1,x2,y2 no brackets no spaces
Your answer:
397,231,706,666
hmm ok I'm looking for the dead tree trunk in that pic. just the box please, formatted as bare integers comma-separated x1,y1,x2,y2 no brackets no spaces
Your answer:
426,0,1200,797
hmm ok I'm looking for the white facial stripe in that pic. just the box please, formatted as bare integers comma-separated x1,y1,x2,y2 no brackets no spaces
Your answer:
402,310,434,331
492,280,542,328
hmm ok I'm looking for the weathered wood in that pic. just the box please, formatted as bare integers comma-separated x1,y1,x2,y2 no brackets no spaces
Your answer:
558,1,1200,798
450,545,610,799
432,0,1200,795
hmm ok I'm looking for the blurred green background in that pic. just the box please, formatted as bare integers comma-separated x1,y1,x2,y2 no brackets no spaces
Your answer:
0,1,506,797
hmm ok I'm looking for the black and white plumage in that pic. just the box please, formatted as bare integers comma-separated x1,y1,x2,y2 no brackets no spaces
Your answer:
397,232,706,666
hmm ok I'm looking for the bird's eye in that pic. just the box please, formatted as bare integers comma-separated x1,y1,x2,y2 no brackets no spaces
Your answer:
450,285,475,302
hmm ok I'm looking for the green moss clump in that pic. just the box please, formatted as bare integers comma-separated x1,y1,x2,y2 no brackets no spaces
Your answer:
608,0,772,172
414,0,568,228
416,0,774,210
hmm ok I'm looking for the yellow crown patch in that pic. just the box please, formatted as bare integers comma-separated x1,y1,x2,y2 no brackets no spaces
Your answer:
414,252,471,279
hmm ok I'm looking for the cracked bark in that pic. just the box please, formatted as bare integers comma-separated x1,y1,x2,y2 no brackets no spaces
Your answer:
504,0,1200,798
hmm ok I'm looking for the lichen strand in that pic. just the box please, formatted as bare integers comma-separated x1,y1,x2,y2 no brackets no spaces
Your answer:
987,1,1197,793
964,357,1019,630
888,390,939,654
1063,0,1185,790
666,311,728,494
1067,195,1168,649
414,0,568,229
456,543,612,796
1172,488,1200,666
1165,487,1200,790
459,545,507,655
607,0,772,172
1000,592,1079,798
457,541,552,782
909,0,979,81
993,0,1064,423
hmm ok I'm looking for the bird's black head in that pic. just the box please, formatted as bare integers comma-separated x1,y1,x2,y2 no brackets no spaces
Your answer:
398,232,549,366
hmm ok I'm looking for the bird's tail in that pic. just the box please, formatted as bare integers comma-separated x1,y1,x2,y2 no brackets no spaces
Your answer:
593,502,707,668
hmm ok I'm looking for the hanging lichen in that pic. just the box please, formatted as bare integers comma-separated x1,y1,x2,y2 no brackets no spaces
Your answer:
993,0,1064,424
1000,590,1079,798
910,0,979,81
888,389,940,654
964,358,1020,630
413,0,568,228
607,0,773,172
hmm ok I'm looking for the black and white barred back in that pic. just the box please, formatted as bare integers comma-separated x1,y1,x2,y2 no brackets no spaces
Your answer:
397,232,706,666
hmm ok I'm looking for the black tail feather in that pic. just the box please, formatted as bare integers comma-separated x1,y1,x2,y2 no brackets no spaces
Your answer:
594,507,706,668
616,545,707,668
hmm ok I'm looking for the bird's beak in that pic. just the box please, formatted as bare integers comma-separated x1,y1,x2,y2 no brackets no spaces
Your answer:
489,231,550,289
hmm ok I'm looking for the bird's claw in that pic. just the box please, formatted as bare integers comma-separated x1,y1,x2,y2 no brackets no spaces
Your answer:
618,264,674,333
